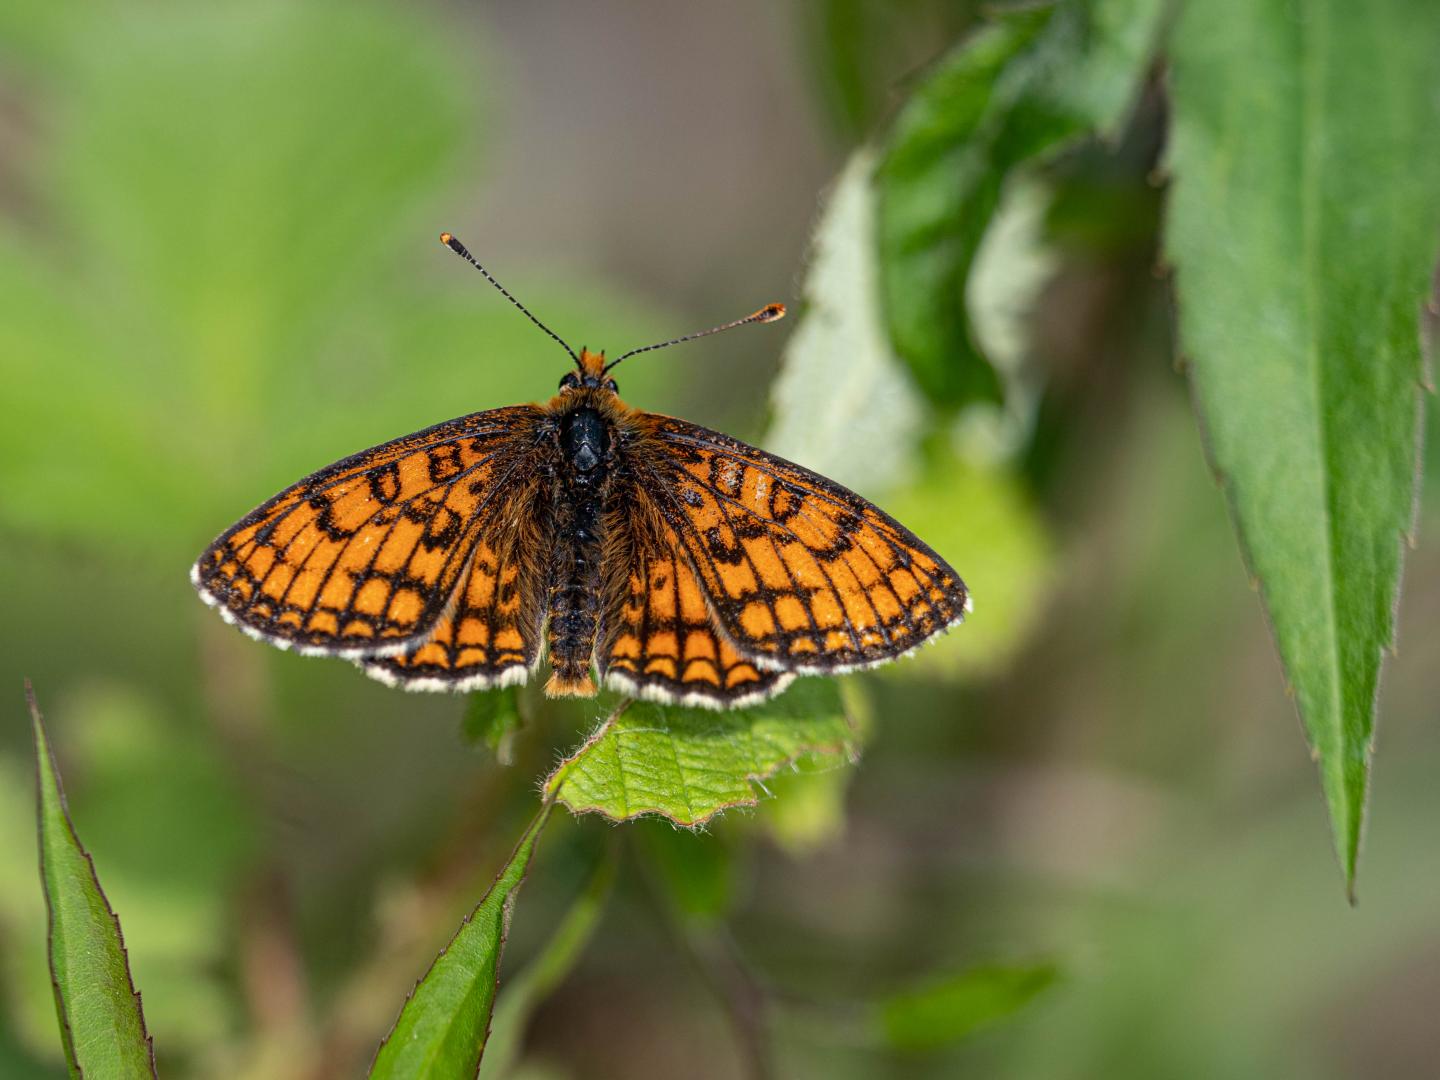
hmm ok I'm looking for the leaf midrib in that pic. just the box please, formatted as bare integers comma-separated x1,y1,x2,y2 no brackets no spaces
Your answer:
1297,0,1345,774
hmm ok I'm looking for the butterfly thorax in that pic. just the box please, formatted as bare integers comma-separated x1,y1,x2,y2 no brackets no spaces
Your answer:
542,388,627,696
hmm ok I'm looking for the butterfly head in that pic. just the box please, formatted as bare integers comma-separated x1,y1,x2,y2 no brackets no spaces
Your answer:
559,349,619,394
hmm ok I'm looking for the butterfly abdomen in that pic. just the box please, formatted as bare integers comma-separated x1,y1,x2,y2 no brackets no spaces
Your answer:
544,406,613,696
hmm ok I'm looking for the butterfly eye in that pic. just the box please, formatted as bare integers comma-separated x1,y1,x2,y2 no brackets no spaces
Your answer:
558,372,580,390
603,378,619,393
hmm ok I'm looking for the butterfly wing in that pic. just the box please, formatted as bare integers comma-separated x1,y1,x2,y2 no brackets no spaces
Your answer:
192,406,549,667
635,416,969,674
594,499,793,707
360,475,552,691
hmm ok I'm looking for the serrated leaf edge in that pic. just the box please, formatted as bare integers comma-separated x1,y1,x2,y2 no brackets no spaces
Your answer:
28,679,157,1079
544,698,860,829
369,801,552,1076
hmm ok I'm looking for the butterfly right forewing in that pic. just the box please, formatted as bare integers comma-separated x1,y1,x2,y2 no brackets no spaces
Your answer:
634,415,969,675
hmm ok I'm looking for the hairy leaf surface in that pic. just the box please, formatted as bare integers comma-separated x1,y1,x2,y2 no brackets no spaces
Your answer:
547,681,857,827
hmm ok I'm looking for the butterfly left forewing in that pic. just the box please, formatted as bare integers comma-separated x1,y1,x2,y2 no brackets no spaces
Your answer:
192,406,543,657
636,416,968,674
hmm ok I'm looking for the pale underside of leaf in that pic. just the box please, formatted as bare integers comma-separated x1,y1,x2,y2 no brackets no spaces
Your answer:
766,149,926,496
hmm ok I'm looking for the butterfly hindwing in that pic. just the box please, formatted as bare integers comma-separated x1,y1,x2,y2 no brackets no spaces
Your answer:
638,416,969,674
192,406,545,658
362,477,553,690
595,498,792,707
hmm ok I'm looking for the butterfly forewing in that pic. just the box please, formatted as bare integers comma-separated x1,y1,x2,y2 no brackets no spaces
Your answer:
637,417,968,674
192,406,545,658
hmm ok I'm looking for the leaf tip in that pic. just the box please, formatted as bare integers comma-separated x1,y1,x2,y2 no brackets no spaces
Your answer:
25,677,43,744
27,678,59,803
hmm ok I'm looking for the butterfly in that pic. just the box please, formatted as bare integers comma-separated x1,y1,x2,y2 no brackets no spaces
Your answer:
191,233,970,708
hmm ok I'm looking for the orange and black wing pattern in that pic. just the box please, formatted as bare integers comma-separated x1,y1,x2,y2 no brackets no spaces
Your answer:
595,500,792,707
192,406,550,690
361,478,552,691
636,416,969,676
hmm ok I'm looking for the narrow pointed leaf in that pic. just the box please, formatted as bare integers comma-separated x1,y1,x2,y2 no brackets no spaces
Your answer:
29,683,155,1078
1165,0,1440,892
875,0,1165,408
477,848,616,1079
370,805,552,1079
546,681,857,827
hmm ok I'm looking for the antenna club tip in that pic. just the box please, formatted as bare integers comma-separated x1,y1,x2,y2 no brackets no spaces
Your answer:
757,303,786,323
439,231,464,253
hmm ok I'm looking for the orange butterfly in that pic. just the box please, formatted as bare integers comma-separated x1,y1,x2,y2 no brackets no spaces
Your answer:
192,234,970,708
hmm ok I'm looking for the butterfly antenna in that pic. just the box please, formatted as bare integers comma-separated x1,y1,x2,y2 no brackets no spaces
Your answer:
439,232,580,367
603,303,786,374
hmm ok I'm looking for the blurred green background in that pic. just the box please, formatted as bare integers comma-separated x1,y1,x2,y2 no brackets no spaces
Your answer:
3,2,1439,1077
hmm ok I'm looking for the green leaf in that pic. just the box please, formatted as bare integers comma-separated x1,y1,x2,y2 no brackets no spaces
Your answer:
462,688,523,765
28,683,155,1079
767,153,1056,683
477,849,616,1080
371,805,552,1080
546,681,858,827
1164,0,1440,894
805,0,879,138
875,0,1165,407
876,960,1060,1052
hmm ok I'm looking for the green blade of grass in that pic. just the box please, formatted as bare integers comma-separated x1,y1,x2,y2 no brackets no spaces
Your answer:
546,680,858,827
1165,0,1440,895
370,804,552,1080
29,682,155,1079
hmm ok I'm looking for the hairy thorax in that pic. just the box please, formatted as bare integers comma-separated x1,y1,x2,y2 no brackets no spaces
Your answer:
540,388,641,695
